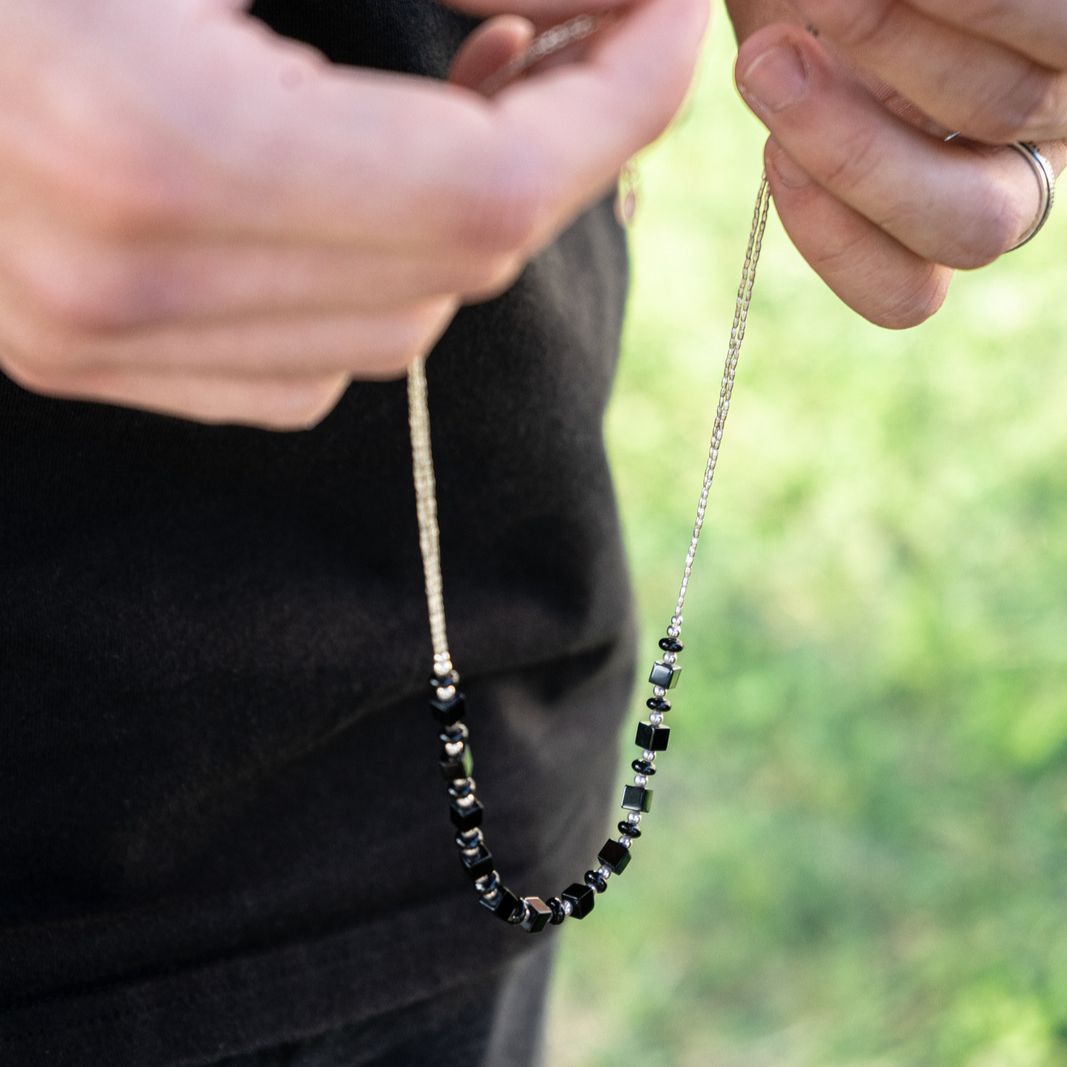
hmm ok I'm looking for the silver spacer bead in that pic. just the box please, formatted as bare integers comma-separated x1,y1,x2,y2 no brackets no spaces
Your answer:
597,865,612,880
433,657,454,677
671,615,683,628
663,652,677,665
642,749,656,762
455,793,476,808
562,899,574,916
667,626,680,639
650,712,664,725
618,835,632,848
634,774,648,787
461,845,482,857
652,686,666,698
436,685,457,702
444,740,465,757
627,812,642,825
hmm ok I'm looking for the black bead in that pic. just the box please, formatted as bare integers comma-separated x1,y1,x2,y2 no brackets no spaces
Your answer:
561,882,596,919
474,869,500,897
430,669,461,689
584,869,609,894
617,820,642,839
449,795,484,832
635,721,671,752
658,637,684,653
621,784,653,813
521,897,553,933
480,886,523,923
547,897,567,925
648,661,681,690
458,842,495,881
447,776,476,799
430,692,467,726
439,744,474,783
646,696,672,713
455,827,482,849
631,758,657,777
598,838,633,874
440,723,469,744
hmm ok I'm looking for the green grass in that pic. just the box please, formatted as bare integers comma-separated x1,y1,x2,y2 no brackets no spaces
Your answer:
545,10,1067,1067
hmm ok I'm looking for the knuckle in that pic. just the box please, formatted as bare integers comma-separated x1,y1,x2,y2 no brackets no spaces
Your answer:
954,180,1024,268
819,124,883,195
965,67,1062,143
801,0,896,48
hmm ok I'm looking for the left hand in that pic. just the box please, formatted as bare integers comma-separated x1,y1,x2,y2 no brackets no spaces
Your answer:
729,0,1067,328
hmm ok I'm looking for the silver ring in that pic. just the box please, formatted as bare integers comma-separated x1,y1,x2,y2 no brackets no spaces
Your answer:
1008,141,1056,251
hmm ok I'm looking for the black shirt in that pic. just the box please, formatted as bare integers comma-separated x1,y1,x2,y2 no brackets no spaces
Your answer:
0,4,635,1063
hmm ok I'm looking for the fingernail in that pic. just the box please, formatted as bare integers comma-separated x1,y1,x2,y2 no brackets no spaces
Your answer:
739,43,808,113
767,140,810,189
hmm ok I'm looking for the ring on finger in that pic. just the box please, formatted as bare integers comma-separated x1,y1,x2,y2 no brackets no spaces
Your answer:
1007,141,1056,252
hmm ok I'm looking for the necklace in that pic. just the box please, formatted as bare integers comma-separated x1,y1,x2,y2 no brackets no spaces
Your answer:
405,18,772,932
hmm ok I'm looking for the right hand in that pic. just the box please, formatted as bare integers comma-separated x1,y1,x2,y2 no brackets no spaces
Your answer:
0,0,707,430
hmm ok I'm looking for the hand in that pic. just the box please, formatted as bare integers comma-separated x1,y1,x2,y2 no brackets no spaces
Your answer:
728,0,1067,328
0,0,706,429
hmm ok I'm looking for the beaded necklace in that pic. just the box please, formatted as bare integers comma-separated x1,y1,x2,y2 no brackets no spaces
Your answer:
406,15,771,932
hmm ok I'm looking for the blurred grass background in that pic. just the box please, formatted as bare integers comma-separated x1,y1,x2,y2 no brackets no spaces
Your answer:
545,8,1067,1066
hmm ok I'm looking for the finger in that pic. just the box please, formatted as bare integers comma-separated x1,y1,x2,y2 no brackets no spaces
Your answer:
443,0,633,17
792,0,1067,143
764,137,952,327
903,0,1067,74
0,353,351,431
736,26,1067,268
449,16,536,95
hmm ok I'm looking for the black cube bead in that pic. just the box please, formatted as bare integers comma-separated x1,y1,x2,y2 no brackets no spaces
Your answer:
449,795,484,832
621,785,653,813
430,692,467,726
480,886,523,923
598,838,632,874
459,842,495,881
648,661,681,690
658,637,684,653
561,882,596,919
439,744,474,783
635,721,671,752
521,896,553,933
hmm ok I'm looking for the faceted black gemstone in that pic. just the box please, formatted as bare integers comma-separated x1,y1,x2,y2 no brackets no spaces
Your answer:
658,637,684,653
449,795,484,831
430,693,467,726
648,661,681,690
617,820,642,839
646,696,672,713
621,785,653,813
447,777,476,799
459,842,495,881
561,882,596,919
521,897,553,933
631,758,657,777
439,744,474,783
440,723,469,744
430,669,461,690
584,869,609,894
635,721,671,752
480,886,523,923
548,897,567,925
598,838,633,874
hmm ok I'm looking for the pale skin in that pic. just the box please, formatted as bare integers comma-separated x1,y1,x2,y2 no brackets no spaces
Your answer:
1,0,1064,431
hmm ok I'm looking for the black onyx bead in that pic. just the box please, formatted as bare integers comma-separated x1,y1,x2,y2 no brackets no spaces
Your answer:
449,795,484,832
447,777,476,799
648,661,681,690
547,897,567,925
621,785,653,813
439,744,474,783
521,897,553,933
658,637,684,653
631,759,657,777
474,870,500,897
598,838,633,874
584,869,609,894
440,723,469,744
480,886,523,923
430,669,460,689
430,693,467,726
618,820,642,838
455,827,482,849
635,721,671,752
561,882,596,919
459,843,496,881
646,696,672,713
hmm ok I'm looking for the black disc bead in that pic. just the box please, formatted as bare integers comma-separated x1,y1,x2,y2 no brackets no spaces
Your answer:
548,897,567,925
455,827,482,849
631,758,656,776
658,637,684,653
440,723,469,744
430,669,460,689
584,869,609,894
617,820,642,839
646,696,672,713
447,776,476,800
474,870,500,897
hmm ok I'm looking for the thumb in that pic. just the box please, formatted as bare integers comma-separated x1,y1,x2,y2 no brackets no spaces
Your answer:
449,15,537,95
